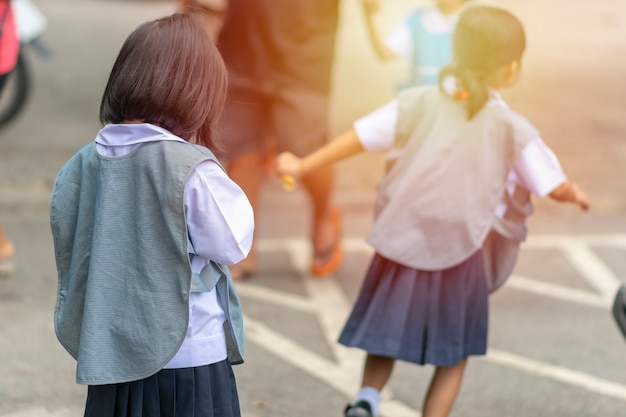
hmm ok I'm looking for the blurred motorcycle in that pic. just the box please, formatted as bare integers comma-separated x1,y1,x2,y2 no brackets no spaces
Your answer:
0,0,49,130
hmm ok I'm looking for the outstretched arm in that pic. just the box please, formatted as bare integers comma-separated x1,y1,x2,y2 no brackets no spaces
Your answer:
511,138,590,212
360,0,397,61
548,181,590,211
277,129,366,179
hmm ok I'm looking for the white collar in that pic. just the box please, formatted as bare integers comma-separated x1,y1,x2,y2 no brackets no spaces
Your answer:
95,123,185,147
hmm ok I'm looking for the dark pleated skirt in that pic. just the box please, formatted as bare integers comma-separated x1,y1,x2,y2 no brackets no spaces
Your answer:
84,360,240,417
339,251,489,366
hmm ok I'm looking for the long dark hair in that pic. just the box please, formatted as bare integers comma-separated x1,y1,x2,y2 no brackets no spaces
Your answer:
438,6,525,119
99,12,228,150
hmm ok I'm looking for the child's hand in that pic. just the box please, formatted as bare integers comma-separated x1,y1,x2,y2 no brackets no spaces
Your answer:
361,0,381,14
276,152,305,179
549,181,590,211
572,184,590,211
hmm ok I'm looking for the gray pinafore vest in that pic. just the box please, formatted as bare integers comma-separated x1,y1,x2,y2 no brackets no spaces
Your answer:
366,86,538,290
51,140,243,385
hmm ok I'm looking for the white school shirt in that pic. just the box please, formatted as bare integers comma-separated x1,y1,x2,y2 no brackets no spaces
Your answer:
353,94,567,214
95,123,254,369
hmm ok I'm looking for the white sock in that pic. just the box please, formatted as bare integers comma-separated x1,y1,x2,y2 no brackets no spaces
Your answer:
355,386,380,416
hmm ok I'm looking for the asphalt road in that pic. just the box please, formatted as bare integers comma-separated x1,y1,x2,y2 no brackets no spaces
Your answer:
0,1,625,416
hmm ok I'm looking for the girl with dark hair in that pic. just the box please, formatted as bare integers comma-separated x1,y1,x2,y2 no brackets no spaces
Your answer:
50,11,253,417
277,5,589,417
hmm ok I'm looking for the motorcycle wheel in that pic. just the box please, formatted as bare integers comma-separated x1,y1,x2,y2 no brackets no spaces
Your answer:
0,50,31,130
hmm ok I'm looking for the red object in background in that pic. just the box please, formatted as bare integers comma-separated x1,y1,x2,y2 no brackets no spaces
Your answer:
0,2,19,75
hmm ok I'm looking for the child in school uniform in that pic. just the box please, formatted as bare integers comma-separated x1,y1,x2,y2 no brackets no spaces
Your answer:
277,5,589,417
361,0,469,88
50,12,254,417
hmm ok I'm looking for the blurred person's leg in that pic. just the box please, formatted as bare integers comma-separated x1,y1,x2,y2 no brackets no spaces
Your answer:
301,165,342,275
274,87,343,276
219,88,269,280
226,152,264,279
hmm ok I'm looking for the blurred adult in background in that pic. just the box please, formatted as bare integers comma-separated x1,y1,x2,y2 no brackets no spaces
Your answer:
0,0,19,277
178,0,226,41
182,0,344,280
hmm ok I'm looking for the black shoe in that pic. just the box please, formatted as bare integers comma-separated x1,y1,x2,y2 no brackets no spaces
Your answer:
344,400,373,417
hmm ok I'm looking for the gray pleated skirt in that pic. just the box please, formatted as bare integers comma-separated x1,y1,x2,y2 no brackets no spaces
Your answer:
83,360,240,417
339,251,489,366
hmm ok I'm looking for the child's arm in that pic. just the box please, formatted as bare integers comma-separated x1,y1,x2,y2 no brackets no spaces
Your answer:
277,129,366,178
511,138,590,211
548,180,590,211
360,0,397,61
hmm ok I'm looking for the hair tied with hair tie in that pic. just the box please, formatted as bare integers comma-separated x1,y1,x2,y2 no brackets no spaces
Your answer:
453,90,469,101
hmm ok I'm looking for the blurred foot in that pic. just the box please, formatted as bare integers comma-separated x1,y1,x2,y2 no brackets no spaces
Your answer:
344,400,373,417
0,240,16,277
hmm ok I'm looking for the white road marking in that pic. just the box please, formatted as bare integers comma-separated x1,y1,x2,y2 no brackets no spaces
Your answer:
559,240,621,301
507,275,610,308
527,234,626,249
0,408,81,417
485,349,626,402
524,235,622,300
236,283,315,313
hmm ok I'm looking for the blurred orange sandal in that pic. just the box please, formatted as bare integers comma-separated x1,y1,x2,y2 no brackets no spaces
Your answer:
310,208,344,277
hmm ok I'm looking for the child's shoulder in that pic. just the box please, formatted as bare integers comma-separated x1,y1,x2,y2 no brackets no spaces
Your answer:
64,142,96,167
397,84,451,110
483,104,540,146
487,104,536,128
148,140,217,159
395,85,456,132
